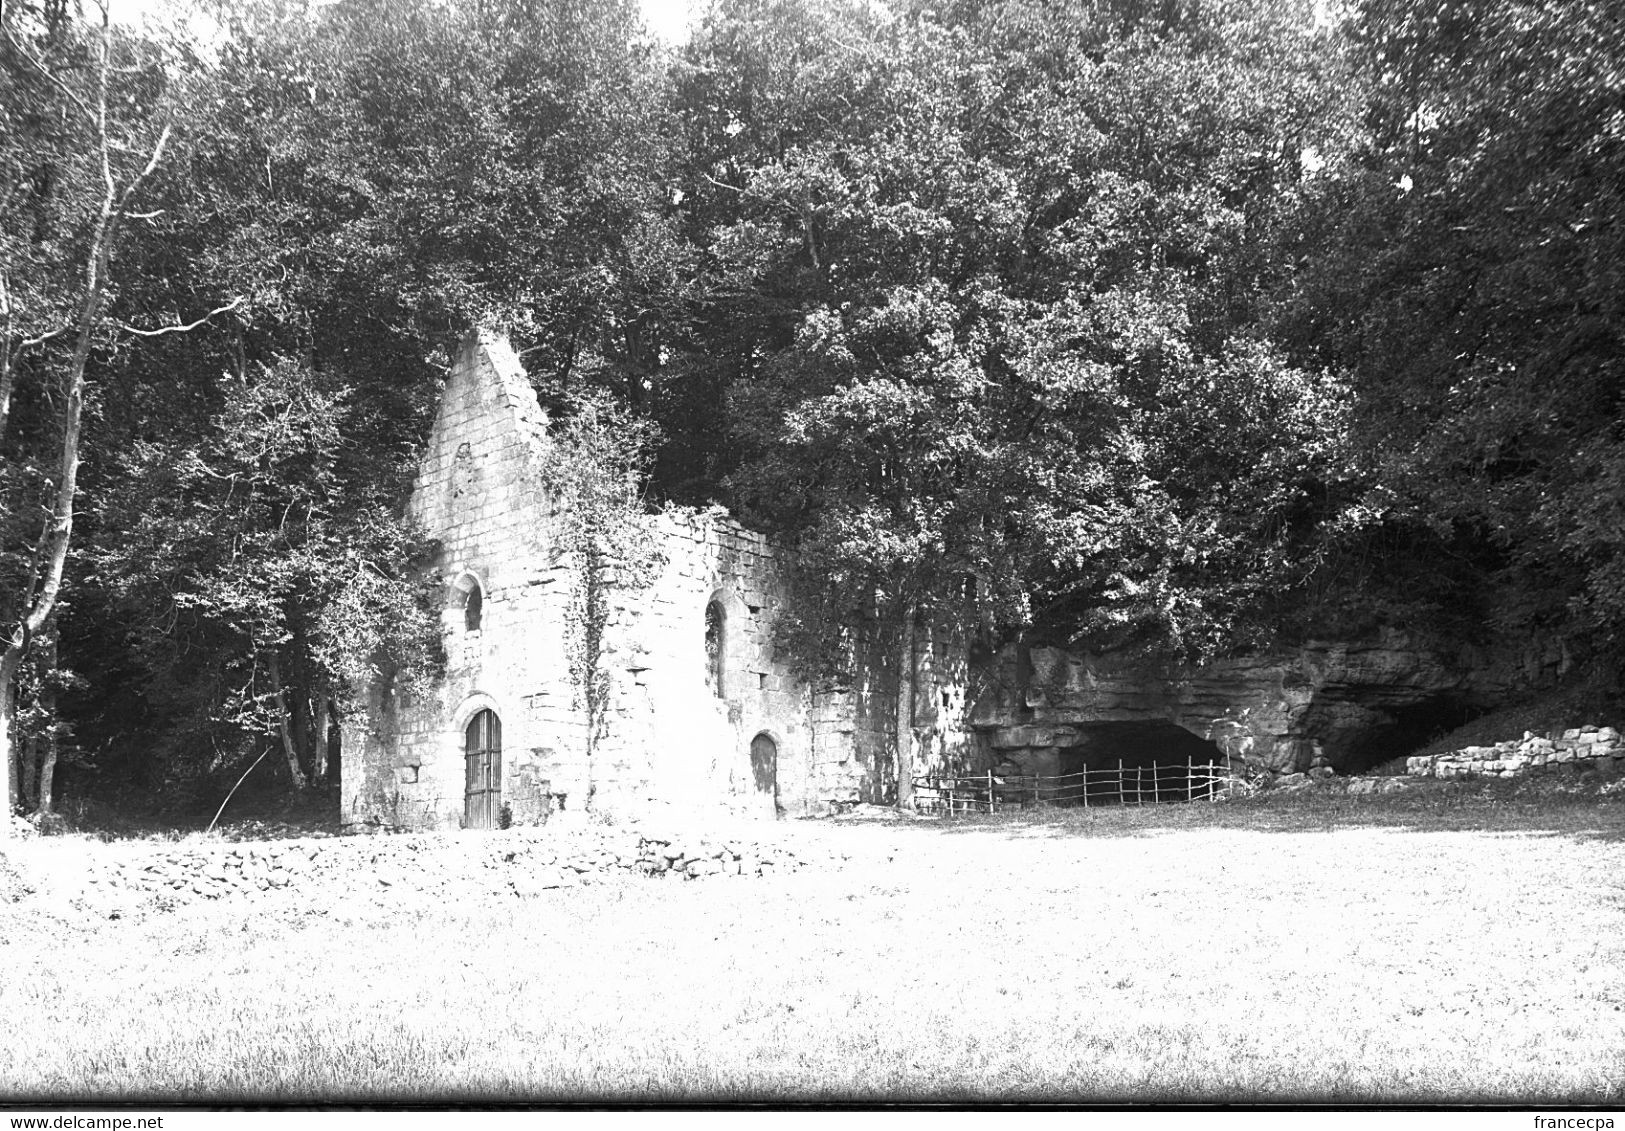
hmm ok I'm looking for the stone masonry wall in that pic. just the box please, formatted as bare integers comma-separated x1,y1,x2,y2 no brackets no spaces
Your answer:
1407,726,1624,779
344,333,975,830
589,507,837,817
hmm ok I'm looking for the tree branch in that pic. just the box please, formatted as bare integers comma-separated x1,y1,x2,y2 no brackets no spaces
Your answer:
20,326,72,349
0,272,12,444
113,120,174,216
702,172,745,194
119,296,245,338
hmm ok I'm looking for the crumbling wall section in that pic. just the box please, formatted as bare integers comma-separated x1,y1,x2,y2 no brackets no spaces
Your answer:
588,508,826,817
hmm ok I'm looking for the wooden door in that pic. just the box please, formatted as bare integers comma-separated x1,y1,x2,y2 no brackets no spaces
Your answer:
464,709,502,829
749,732,778,812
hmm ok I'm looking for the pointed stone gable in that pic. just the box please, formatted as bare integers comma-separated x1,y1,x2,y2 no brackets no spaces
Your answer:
410,330,552,555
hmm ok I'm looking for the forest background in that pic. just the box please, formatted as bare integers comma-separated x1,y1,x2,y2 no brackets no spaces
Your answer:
2,0,1621,823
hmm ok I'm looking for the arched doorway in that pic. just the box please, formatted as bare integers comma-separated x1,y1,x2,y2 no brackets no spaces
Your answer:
750,732,778,813
464,708,502,829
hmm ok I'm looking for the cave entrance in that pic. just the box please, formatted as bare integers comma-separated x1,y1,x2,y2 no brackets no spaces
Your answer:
1052,721,1228,806
1339,696,1488,775
928,721,1232,813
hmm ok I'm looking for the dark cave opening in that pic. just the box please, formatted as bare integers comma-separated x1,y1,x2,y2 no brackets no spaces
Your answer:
1050,721,1228,805
1339,696,1489,775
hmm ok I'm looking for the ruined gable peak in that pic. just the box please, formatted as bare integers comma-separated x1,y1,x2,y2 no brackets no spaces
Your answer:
443,328,549,451
411,329,553,535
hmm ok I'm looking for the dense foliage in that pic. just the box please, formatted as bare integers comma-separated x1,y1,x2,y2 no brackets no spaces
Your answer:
2,0,1619,815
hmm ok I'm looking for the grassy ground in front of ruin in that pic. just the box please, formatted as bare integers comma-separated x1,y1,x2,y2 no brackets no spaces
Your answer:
3,777,1625,1104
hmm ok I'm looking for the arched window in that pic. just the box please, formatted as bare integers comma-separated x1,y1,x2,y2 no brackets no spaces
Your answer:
464,708,501,829
451,572,484,633
705,600,725,698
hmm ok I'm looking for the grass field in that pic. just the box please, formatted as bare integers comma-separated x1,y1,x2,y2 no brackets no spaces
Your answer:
3,778,1625,1103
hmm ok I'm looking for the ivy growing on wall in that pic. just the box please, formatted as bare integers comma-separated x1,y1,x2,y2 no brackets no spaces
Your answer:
533,392,664,804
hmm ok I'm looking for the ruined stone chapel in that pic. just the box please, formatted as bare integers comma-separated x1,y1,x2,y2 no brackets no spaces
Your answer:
342,332,978,830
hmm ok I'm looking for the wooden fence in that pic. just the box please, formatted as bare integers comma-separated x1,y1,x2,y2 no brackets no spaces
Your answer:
913,755,1236,815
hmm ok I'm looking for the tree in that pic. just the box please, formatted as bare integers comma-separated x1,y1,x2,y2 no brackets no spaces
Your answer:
674,0,1360,667
1282,0,1625,667
1,0,190,826
650,0,1364,808
87,356,443,792
37,0,680,807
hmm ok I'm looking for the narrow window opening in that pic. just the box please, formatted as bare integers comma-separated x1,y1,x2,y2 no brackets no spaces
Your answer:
465,583,483,632
705,600,725,698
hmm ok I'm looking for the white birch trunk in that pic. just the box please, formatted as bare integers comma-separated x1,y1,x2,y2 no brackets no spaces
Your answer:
0,20,172,836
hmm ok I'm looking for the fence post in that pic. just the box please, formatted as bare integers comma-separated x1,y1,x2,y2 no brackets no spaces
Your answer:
1152,761,1160,804
987,768,995,814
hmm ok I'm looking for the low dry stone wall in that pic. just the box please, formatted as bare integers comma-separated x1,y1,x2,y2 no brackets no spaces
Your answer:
74,825,847,919
1256,768,1412,794
1407,726,1623,779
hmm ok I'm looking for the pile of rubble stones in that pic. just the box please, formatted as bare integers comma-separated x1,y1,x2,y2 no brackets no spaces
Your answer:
69,824,848,918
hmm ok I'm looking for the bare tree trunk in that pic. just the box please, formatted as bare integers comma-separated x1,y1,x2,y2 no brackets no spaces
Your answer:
895,608,916,813
289,685,312,777
35,630,58,816
313,698,330,782
20,734,38,811
266,652,308,791
0,657,16,821
324,700,343,786
1,273,16,444
36,731,57,817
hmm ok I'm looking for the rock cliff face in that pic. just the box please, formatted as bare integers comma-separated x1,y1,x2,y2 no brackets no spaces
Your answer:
968,631,1549,774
